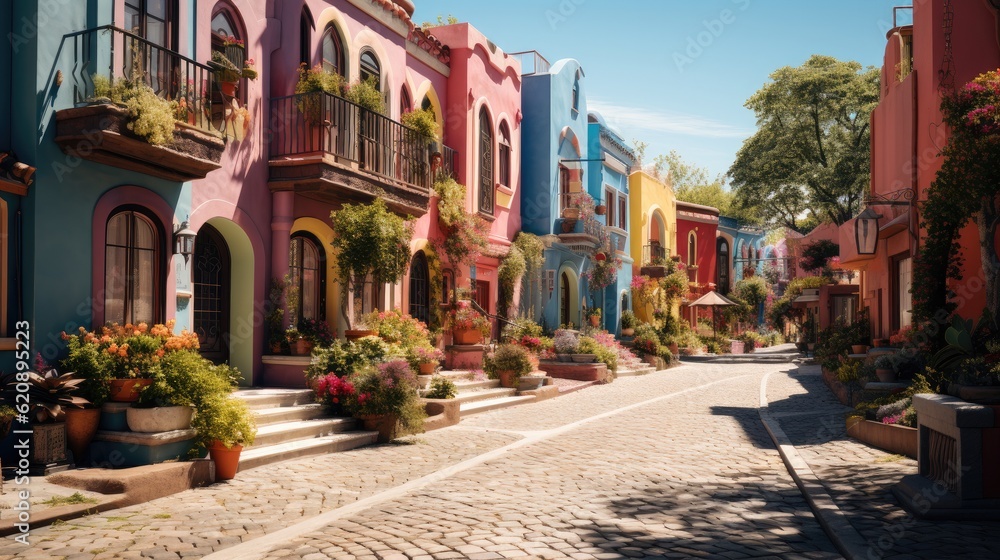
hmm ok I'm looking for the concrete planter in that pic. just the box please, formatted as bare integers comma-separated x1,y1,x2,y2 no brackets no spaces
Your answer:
571,354,597,363
126,406,195,433
846,416,917,459
517,375,547,392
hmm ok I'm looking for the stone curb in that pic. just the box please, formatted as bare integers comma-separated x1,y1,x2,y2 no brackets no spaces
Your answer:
758,371,870,560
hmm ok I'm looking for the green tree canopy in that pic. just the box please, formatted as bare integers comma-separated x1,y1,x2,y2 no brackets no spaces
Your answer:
728,55,879,231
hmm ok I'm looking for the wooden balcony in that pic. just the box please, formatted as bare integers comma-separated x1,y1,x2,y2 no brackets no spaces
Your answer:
268,91,458,217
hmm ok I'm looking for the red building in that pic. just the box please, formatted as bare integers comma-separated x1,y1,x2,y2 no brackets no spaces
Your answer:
837,1,1000,339
676,201,719,326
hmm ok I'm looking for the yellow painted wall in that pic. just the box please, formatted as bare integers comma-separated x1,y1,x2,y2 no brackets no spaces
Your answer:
628,171,678,324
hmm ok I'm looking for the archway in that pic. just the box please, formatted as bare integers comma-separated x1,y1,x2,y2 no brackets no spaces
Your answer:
194,223,231,364
408,251,430,325
716,237,731,295
557,265,581,328
204,217,255,384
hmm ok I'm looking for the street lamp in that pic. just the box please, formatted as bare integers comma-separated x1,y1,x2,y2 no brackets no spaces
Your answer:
174,221,197,260
854,207,882,255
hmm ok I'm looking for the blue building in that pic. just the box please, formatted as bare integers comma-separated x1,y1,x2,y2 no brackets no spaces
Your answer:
517,52,596,330
586,112,635,334
716,216,766,291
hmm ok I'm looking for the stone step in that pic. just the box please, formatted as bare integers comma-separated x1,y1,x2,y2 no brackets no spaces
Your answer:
460,395,537,417
250,417,361,448
437,370,477,381
238,432,378,472
453,378,500,391
616,366,655,377
452,387,517,406
252,403,324,427
234,388,315,410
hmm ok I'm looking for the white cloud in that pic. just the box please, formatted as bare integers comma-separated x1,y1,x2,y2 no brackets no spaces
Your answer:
588,99,752,139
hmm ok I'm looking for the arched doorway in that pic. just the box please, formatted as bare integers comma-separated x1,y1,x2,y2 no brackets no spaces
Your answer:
560,272,571,327
717,238,730,294
408,251,430,325
194,224,231,364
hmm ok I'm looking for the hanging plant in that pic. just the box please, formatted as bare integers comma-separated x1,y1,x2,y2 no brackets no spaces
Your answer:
400,108,440,141
913,69,1000,334
330,200,414,327
344,77,386,115
433,177,489,268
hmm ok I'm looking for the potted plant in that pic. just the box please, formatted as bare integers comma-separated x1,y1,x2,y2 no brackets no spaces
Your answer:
299,318,335,352
620,310,638,337
193,394,257,481
552,330,579,362
344,76,386,115
330,200,413,332
285,327,307,355
412,346,444,375
312,373,356,416
129,350,239,433
448,301,491,345
484,344,533,388
423,376,457,399
294,64,345,124
2,369,89,465
873,354,897,383
585,307,602,328
345,360,426,443
0,404,15,440
400,108,440,143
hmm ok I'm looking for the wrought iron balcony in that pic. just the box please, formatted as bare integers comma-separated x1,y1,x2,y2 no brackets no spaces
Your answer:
55,26,225,181
643,243,668,266
509,50,551,76
268,91,457,216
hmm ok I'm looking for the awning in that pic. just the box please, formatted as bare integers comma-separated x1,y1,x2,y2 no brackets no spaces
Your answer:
792,288,821,308
879,209,910,239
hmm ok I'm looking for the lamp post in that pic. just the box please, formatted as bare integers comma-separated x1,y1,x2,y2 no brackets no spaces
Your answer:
174,221,197,261
854,207,882,255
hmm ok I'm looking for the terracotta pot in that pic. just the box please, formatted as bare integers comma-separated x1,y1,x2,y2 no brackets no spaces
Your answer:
419,362,437,375
851,345,869,355
452,328,482,345
209,440,243,481
220,81,238,97
668,343,680,356
358,413,399,443
589,316,600,327
269,342,283,355
561,208,580,219
875,368,897,383
345,329,377,341
621,328,634,337
109,378,153,402
497,370,518,388
294,338,314,356
65,408,101,466
571,354,597,363
595,205,606,215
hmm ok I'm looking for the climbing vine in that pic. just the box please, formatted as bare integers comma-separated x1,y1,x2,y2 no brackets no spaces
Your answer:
913,70,1000,334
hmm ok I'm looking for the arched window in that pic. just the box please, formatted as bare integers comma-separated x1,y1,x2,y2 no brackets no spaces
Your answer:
478,107,494,214
421,96,434,115
105,209,162,325
360,49,380,89
688,232,697,267
498,121,511,188
408,251,430,325
400,86,412,116
300,8,314,66
211,3,248,104
322,25,345,77
289,233,325,323
717,238,730,295
571,80,579,113
560,272,571,327
441,269,455,304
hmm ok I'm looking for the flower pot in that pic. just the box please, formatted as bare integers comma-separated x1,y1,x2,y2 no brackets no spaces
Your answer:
807,343,816,351
518,375,546,391
557,353,573,362
621,328,634,337
358,413,399,443
419,362,437,375
497,370,518,388
851,345,869,355
345,329,377,341
561,208,580,219
595,252,606,261
220,81,238,97
32,422,67,464
109,378,153,402
65,408,101,466
875,368,897,383
595,205,606,215
452,328,482,345
589,316,600,327
126,405,195,433
668,343,680,356
571,354,597,363
209,440,243,481
294,338,314,356
561,219,577,233
269,341,283,354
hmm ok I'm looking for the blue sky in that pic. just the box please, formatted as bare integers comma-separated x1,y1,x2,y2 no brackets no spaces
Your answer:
414,0,912,181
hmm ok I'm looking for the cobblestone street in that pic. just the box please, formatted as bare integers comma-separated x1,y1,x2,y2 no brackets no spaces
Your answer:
3,362,847,559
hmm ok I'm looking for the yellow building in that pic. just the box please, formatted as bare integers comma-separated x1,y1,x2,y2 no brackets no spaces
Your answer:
628,170,678,323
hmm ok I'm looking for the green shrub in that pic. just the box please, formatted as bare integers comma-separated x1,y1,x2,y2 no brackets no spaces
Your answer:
424,376,457,399
347,360,425,435
193,395,257,448
305,338,400,382
344,77,385,115
400,108,439,140
484,344,534,381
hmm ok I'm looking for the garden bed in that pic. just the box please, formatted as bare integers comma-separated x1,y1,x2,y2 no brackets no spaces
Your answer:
846,416,917,458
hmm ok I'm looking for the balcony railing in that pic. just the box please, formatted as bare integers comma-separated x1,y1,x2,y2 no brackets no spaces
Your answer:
643,243,668,266
269,91,456,191
509,51,551,76
64,25,224,134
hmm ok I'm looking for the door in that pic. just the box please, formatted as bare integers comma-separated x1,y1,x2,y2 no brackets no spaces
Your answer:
560,272,570,327
194,224,230,364
717,238,730,294
124,0,176,95
408,252,430,325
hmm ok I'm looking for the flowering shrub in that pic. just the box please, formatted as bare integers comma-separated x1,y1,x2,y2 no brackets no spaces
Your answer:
412,346,445,364
889,325,914,347
483,344,534,380
346,360,425,434
553,330,579,354
312,373,355,416
304,337,401,382
299,318,334,346
517,335,543,352
448,301,491,337
364,309,430,349
590,332,643,370
500,317,544,343
876,397,916,427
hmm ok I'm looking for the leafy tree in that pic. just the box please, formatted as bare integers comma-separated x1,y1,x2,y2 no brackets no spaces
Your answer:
421,15,459,28
729,55,880,231
799,239,840,273
647,150,759,223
